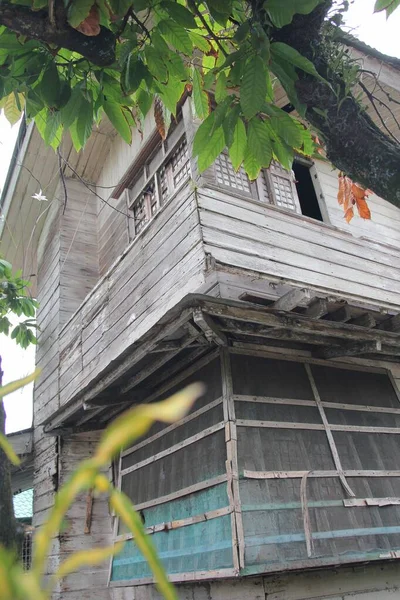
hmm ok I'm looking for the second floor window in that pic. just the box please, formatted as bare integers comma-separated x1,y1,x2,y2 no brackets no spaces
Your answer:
214,152,323,222
127,123,190,239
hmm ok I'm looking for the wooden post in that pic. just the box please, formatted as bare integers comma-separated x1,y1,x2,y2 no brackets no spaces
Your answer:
220,348,245,571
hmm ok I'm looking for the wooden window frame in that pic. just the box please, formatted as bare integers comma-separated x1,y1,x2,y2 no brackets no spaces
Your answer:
127,121,190,240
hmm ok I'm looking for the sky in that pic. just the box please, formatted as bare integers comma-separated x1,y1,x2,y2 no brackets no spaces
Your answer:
0,0,400,433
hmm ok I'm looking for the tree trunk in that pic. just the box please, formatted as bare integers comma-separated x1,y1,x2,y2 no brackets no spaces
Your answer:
270,1,400,208
0,356,18,551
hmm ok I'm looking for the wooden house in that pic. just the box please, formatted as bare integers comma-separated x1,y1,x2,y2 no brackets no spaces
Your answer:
3,40,400,600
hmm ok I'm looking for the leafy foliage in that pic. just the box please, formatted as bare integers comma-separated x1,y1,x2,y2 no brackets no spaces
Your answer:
0,381,204,600
0,0,330,179
0,259,38,348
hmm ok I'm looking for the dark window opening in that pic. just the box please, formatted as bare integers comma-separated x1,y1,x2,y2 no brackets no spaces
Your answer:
293,162,323,222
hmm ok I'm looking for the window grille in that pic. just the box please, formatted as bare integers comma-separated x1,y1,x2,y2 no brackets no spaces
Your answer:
128,128,190,239
214,153,302,214
21,528,33,570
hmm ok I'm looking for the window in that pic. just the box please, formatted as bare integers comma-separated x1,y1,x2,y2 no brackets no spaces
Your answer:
127,123,190,240
109,350,400,586
214,153,323,221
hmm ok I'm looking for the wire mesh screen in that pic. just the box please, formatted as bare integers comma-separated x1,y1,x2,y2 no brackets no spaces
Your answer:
21,529,33,570
231,353,400,575
113,356,234,582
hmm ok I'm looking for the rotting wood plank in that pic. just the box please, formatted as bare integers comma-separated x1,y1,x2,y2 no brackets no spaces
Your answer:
314,340,383,360
134,473,228,511
351,312,377,328
305,363,355,497
198,299,400,346
377,314,400,333
272,288,311,311
233,394,400,415
304,298,329,319
193,308,227,345
116,506,232,541
121,397,223,457
120,421,225,476
243,468,400,479
326,304,353,323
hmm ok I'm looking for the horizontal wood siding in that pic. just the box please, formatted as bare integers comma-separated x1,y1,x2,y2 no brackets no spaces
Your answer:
57,187,206,409
198,187,400,310
315,160,400,247
96,109,158,275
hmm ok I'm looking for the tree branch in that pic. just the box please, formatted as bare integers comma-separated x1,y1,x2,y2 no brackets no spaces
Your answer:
269,1,400,208
0,1,116,66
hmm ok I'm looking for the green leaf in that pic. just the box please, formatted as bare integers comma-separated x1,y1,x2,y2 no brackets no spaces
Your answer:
145,46,168,82
167,53,188,81
223,104,240,148
61,87,84,129
240,55,267,119
271,42,323,80
43,110,62,147
37,62,60,108
160,1,197,28
243,144,261,180
103,101,132,144
136,88,152,118
189,31,211,52
265,0,322,28
215,71,228,103
3,92,23,125
374,0,400,14
77,97,93,147
229,118,246,171
263,105,304,148
158,19,193,55
156,78,185,116
192,68,209,119
247,118,272,167
68,0,94,28
122,57,150,94
270,56,305,116
193,112,225,172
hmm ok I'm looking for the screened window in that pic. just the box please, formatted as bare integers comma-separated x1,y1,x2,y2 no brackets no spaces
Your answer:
110,351,400,587
214,153,323,221
127,123,190,240
231,353,400,575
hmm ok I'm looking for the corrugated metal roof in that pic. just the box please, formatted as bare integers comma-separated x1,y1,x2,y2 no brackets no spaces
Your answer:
13,488,33,519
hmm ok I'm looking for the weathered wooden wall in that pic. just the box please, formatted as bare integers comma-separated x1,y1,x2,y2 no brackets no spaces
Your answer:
33,178,100,594
57,184,207,409
109,561,400,600
197,186,400,311
56,431,113,600
315,160,400,247
96,111,157,276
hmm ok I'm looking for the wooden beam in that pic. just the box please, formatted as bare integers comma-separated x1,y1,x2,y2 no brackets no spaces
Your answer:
314,340,382,360
304,298,328,319
198,299,400,347
193,308,227,346
220,319,349,347
377,313,400,333
326,304,352,323
271,288,311,311
351,312,377,328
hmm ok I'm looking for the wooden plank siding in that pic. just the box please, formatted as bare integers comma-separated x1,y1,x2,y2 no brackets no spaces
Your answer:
56,185,206,409
197,186,400,310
